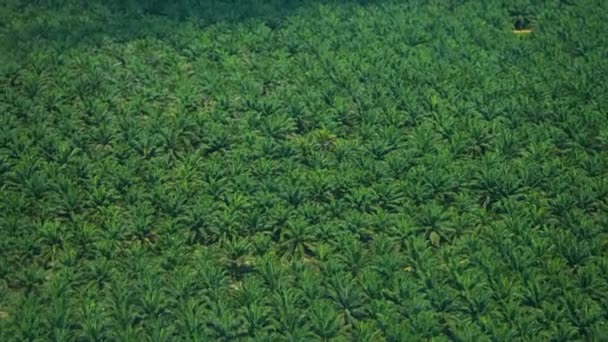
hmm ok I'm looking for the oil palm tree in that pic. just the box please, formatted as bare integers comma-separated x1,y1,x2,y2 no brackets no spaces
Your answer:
326,273,367,326
278,217,317,257
308,299,343,341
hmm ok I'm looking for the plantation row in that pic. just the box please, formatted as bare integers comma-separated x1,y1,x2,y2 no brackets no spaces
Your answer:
1,0,607,340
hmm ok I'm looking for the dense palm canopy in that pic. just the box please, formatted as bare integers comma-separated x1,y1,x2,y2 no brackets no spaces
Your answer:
1,0,608,340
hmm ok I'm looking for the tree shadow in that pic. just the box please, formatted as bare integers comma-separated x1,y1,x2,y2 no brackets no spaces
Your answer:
0,0,377,50
1,0,381,74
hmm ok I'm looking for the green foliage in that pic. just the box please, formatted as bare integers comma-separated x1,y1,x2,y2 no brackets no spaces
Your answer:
1,0,608,340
